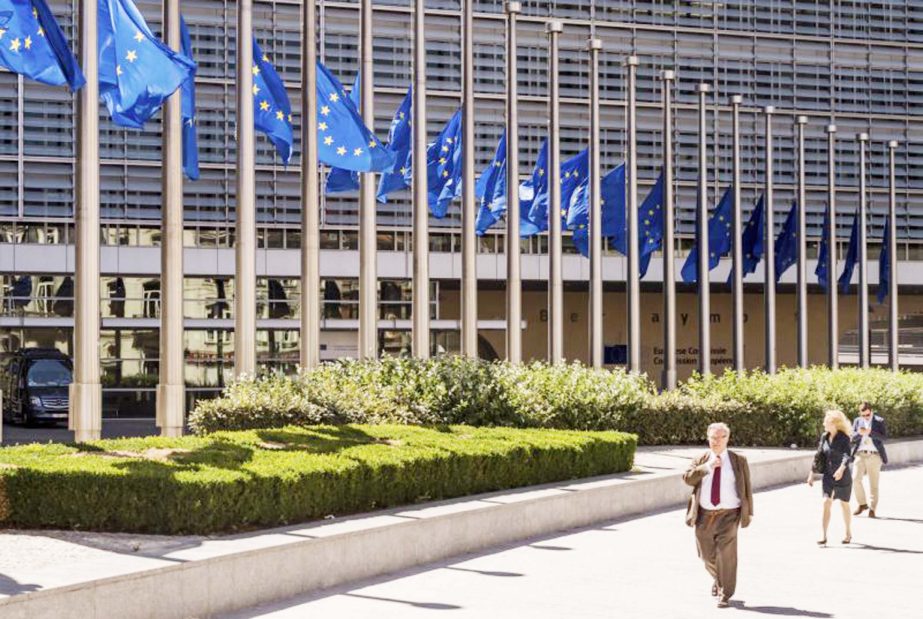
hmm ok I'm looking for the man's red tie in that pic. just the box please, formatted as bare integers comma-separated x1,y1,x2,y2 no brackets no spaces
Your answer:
710,460,721,507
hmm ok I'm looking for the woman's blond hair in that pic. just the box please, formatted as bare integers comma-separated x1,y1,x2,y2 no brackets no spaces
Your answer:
824,409,852,437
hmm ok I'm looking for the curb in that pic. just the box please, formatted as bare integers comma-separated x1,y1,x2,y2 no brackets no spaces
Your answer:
3,439,922,618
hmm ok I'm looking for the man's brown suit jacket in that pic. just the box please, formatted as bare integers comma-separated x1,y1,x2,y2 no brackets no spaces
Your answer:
683,450,754,528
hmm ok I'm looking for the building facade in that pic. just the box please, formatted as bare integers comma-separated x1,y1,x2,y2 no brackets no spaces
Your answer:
1,0,922,416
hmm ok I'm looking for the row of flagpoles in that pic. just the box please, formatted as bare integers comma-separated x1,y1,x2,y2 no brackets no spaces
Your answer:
0,1,903,440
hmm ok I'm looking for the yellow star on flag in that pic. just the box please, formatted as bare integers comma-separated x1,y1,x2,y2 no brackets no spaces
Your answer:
320,106,330,116
369,140,376,148
439,157,447,164
538,168,545,176
262,54,269,62
126,50,138,63
10,38,21,52
116,65,123,76
288,114,293,123
318,122,328,131
252,84,260,95
324,136,334,145
260,100,270,111
441,145,449,152
353,147,363,156
134,31,144,43
24,36,31,50
337,146,347,156
442,170,449,177
0,28,7,40
276,111,284,120
37,27,44,37
400,166,408,175
330,93,339,103
252,65,260,76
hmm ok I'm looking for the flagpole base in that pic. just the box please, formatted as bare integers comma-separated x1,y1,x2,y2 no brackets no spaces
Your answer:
661,369,677,392
156,383,186,437
69,382,101,442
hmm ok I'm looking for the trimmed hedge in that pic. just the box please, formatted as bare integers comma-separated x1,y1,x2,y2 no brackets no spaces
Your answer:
188,359,923,447
0,424,636,535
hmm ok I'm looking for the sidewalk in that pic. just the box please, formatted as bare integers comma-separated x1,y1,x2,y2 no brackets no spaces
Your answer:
0,441,919,618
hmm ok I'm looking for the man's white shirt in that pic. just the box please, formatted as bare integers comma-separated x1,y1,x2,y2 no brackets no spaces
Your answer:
698,450,742,510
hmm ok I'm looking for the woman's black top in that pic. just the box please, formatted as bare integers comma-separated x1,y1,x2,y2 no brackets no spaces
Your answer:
821,431,854,481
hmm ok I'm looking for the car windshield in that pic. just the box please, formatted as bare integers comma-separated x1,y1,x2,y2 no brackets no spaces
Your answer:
26,359,72,387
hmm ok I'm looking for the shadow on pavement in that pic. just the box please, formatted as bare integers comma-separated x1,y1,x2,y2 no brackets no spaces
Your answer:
729,600,833,617
343,593,461,610
0,573,41,596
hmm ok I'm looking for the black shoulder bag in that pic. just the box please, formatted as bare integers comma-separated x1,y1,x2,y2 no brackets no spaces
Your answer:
812,433,828,474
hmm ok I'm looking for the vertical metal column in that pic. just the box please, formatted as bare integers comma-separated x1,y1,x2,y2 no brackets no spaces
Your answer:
696,83,711,376
588,38,603,368
301,0,321,369
461,0,478,358
546,21,563,363
625,56,640,372
505,1,522,363
359,0,378,359
796,116,808,368
71,0,102,441
763,106,776,374
887,140,899,372
730,95,744,372
234,0,256,377
158,0,185,436
660,70,676,390
826,125,838,369
412,0,430,359
857,133,870,369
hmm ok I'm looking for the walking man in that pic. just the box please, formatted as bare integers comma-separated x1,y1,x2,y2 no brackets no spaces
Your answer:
853,401,888,518
683,422,753,609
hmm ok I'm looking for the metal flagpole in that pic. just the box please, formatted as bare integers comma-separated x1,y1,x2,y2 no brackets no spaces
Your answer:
547,21,564,363
731,95,744,372
301,0,320,369
588,38,603,368
887,140,899,372
763,106,776,374
359,0,378,359
796,116,808,368
696,83,711,376
505,1,522,363
660,70,676,390
412,0,430,359
826,124,838,369
461,0,477,358
234,0,256,377
857,132,870,368
625,56,640,373
71,0,102,441
157,0,185,436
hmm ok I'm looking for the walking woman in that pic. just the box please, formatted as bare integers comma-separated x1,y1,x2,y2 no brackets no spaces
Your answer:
806,410,856,546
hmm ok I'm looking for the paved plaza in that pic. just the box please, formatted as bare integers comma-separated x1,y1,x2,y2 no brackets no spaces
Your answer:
227,465,923,619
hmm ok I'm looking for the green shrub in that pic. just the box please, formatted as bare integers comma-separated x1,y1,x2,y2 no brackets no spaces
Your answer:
0,425,636,535
188,360,923,448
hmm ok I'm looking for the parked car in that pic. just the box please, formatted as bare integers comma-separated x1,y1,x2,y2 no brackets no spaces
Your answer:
1,348,72,426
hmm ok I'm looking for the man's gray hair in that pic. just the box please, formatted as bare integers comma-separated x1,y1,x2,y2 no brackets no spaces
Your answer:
707,422,731,437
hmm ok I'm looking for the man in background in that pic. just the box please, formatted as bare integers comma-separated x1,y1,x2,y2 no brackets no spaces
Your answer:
853,401,888,518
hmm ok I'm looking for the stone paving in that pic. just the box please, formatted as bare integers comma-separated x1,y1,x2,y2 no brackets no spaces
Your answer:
226,464,923,619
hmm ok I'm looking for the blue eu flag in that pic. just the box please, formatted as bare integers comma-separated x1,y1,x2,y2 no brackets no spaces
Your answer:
377,85,413,203
413,108,463,218
0,0,84,89
681,185,733,283
98,0,195,129
528,147,588,233
519,138,549,237
475,132,507,235
635,173,665,277
838,210,860,294
252,38,293,164
316,61,393,172
325,72,361,194
727,195,764,284
568,164,625,258
816,206,832,290
878,216,890,304
774,201,798,282
179,16,199,181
